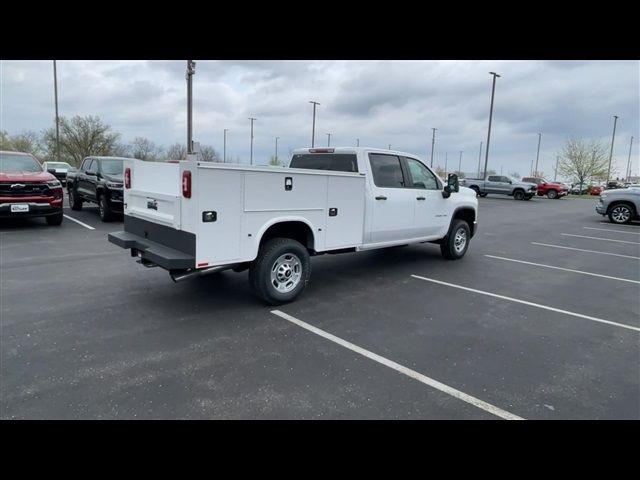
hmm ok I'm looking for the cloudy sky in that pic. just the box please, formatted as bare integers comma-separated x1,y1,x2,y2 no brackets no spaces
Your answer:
1,60,638,179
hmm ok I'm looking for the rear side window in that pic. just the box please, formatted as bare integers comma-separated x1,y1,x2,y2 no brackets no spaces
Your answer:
289,154,358,172
369,154,405,188
488,176,501,182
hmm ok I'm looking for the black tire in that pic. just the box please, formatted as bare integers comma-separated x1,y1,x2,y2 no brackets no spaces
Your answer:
608,203,634,224
513,189,525,200
249,238,311,305
470,186,480,196
98,194,114,222
69,187,83,210
440,219,471,260
547,189,558,199
479,193,488,198
45,211,63,226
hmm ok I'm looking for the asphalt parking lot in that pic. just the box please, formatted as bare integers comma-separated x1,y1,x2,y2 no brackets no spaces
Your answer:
1,194,639,419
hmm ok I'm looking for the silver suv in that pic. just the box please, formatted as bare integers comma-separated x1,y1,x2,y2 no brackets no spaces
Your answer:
595,185,640,224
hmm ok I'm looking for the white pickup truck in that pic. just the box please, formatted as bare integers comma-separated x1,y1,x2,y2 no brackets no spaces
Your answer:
108,147,478,304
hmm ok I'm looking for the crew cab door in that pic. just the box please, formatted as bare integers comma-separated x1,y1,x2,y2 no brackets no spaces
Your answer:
77,158,94,198
402,157,450,238
366,153,415,243
486,175,506,194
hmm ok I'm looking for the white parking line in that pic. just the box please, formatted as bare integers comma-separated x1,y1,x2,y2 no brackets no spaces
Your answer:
271,309,524,420
531,242,640,260
63,215,95,230
560,233,640,245
584,227,640,235
485,254,640,284
410,275,640,333
600,221,639,228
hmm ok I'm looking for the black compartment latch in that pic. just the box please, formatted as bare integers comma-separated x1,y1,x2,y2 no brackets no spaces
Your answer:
329,208,338,217
202,211,217,222
285,177,293,191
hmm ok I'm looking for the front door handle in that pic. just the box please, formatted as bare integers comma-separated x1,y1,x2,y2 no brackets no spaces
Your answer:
375,196,387,200
416,196,426,200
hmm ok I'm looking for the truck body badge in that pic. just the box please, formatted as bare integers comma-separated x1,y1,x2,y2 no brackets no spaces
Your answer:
147,198,158,210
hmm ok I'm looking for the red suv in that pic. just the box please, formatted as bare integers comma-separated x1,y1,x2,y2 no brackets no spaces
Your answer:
0,151,64,225
521,177,569,199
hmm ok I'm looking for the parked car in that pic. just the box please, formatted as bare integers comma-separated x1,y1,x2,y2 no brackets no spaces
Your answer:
596,186,640,224
0,150,64,225
109,147,478,305
66,156,128,222
590,185,603,195
460,175,537,200
521,177,569,199
42,161,75,186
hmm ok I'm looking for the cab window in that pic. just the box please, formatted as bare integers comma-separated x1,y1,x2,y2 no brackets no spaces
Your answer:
404,158,439,190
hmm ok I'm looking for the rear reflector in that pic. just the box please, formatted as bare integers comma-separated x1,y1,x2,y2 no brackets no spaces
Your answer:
124,168,131,189
309,148,335,153
182,170,192,198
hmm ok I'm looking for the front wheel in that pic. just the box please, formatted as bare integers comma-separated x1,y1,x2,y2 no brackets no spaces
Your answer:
99,195,114,222
440,219,471,260
513,190,525,200
547,190,558,199
249,238,311,305
608,204,634,224
69,187,83,210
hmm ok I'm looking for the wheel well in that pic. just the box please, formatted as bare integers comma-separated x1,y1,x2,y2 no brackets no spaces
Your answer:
608,201,636,216
260,221,315,252
453,208,476,237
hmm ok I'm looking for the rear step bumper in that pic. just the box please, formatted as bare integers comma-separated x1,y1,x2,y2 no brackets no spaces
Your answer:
108,231,195,270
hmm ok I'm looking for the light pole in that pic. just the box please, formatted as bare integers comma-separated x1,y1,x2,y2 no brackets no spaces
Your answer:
223,129,228,163
483,72,500,178
477,141,483,178
327,133,332,147
607,115,619,183
626,136,634,181
534,133,542,177
554,155,559,182
249,117,256,165
444,152,448,177
309,101,320,147
275,136,279,164
388,144,392,150
430,127,437,168
458,150,463,174
186,60,196,154
356,138,360,147
53,60,60,162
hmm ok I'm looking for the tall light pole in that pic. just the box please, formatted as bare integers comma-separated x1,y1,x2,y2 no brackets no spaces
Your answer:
626,136,634,181
249,117,256,165
458,150,463,174
430,128,437,168
53,60,60,162
554,155,559,182
534,133,542,177
477,141,483,178
388,144,392,150
607,115,619,183
309,101,320,147
326,133,332,147
186,60,196,154
356,138,360,147
275,136,279,164
444,152,448,177
223,129,228,163
483,72,500,179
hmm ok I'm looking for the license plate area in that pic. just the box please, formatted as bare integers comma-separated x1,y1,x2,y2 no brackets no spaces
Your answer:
11,204,29,213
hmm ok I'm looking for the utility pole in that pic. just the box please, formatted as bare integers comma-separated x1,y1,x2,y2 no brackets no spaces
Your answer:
53,60,60,162
249,117,256,165
356,138,360,147
430,128,437,168
483,72,500,178
534,133,542,177
458,150,463,174
607,115,618,183
445,152,448,177
275,136,279,164
530,158,534,177
625,136,634,181
388,144,392,150
326,133,332,147
477,141,483,178
554,155,559,182
186,60,196,154
309,101,320,147
223,129,228,163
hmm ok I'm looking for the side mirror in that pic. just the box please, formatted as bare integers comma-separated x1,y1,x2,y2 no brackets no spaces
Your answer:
443,173,459,198
85,170,96,176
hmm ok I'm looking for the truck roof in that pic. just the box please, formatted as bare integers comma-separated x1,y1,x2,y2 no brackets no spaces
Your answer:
291,147,426,161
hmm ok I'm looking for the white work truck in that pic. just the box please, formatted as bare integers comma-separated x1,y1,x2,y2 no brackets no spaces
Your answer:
108,147,478,304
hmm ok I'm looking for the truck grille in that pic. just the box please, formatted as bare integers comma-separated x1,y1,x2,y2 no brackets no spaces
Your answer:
0,182,51,197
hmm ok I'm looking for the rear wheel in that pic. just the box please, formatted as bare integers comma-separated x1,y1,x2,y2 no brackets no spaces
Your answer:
249,238,311,305
45,211,63,226
440,219,471,260
608,204,634,224
69,187,83,210
99,195,114,222
513,189,525,200
547,189,558,199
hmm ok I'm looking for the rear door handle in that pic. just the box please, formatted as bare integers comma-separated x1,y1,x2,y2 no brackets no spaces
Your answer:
375,196,387,200
416,196,426,200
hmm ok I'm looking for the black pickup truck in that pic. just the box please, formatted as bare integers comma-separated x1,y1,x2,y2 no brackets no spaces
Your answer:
66,156,129,222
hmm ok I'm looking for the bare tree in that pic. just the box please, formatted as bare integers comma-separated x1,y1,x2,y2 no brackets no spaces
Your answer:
4,131,42,157
166,143,187,160
557,139,609,191
435,166,446,178
130,137,162,161
269,155,283,167
42,115,120,167
0,130,11,150
509,171,521,179
199,145,220,162
110,143,131,157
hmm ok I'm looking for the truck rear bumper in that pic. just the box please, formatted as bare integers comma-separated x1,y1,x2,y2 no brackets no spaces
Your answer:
108,230,195,270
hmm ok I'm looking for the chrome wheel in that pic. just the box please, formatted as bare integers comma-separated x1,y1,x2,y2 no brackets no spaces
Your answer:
611,205,631,223
453,228,467,254
270,253,302,293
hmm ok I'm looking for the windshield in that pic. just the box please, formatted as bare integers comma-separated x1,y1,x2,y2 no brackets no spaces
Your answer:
47,162,72,169
101,159,124,175
0,153,43,173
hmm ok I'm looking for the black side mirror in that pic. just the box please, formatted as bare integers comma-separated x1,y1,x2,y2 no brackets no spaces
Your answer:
443,173,459,198
85,170,96,176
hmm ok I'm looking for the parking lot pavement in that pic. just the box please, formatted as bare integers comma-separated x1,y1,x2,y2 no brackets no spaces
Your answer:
1,194,639,419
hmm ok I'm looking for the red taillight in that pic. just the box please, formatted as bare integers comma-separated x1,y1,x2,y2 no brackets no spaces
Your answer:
124,168,131,189
182,170,192,198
